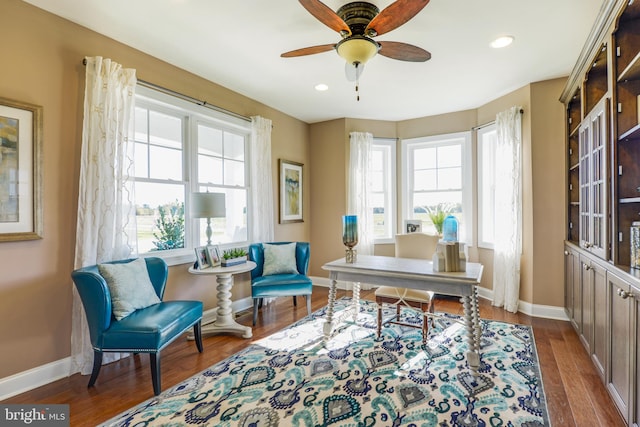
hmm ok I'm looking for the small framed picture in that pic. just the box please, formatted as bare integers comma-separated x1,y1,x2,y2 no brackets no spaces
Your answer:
404,219,422,234
194,246,211,269
207,245,221,267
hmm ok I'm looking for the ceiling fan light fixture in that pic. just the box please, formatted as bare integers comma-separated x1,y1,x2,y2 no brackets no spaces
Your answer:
490,35,514,49
336,36,379,65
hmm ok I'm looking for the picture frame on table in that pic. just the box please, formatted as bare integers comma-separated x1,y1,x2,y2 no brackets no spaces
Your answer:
194,246,211,269
0,97,43,242
404,219,422,234
279,159,303,224
207,245,221,267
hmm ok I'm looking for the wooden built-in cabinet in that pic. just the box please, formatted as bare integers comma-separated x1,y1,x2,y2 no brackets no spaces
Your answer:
562,1,640,425
614,0,640,265
633,287,640,427
564,243,640,424
608,270,632,424
564,245,580,330
563,245,607,381
567,90,581,243
585,44,609,114
566,43,610,259
592,259,607,380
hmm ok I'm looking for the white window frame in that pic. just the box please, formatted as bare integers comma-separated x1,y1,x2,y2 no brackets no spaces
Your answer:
477,124,497,249
371,138,397,243
135,86,252,266
401,131,473,245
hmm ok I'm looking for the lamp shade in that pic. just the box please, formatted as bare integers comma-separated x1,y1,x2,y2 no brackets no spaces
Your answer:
190,192,226,218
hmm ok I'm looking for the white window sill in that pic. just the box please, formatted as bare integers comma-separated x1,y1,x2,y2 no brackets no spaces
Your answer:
139,249,194,267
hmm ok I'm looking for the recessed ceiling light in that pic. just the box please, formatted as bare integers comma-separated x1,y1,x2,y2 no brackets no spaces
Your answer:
490,36,514,49
315,84,329,91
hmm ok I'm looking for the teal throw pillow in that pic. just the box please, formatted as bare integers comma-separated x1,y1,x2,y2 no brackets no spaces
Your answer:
263,243,298,276
98,258,161,320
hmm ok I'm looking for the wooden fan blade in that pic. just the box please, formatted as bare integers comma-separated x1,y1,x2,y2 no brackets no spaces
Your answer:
281,44,336,58
366,0,430,36
378,41,431,62
299,0,351,35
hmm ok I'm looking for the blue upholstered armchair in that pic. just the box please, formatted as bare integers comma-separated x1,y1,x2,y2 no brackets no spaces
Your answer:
71,257,203,395
248,242,313,326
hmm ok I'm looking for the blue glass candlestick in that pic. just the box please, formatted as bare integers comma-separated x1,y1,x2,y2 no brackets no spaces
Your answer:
342,215,358,263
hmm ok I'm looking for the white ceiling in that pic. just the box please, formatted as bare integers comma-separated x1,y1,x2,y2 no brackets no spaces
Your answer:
24,0,604,124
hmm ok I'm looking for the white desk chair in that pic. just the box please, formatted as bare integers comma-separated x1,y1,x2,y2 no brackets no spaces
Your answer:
375,233,439,341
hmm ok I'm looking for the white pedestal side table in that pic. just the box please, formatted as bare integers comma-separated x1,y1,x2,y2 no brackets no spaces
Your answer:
188,261,256,339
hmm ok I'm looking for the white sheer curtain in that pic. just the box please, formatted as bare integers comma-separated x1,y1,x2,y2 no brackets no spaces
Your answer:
348,132,374,257
492,106,523,313
250,116,274,243
71,56,137,375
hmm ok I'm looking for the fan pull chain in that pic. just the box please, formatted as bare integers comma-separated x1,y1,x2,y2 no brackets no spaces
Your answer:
355,62,361,101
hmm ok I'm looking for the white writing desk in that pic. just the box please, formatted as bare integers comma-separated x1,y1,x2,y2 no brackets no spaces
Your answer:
322,255,484,373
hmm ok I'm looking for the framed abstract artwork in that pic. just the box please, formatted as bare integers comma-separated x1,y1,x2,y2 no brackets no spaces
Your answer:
0,97,43,242
279,159,303,224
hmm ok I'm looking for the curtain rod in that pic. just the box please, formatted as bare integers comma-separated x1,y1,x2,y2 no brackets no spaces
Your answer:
82,58,251,123
472,108,524,131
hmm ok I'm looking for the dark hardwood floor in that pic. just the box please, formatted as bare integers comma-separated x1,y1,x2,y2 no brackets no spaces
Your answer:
3,287,625,426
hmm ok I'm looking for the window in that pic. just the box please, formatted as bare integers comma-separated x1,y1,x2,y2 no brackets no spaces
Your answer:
477,124,497,248
195,121,249,245
134,86,251,263
401,131,472,243
371,138,396,242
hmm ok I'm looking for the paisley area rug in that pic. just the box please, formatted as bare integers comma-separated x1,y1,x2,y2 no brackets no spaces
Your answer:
100,298,550,426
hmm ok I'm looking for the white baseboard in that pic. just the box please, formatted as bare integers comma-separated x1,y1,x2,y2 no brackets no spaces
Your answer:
202,296,254,324
311,276,569,322
517,300,569,321
0,357,72,401
0,297,255,402
0,283,567,402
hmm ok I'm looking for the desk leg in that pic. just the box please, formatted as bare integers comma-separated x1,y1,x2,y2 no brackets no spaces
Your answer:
352,281,360,323
462,295,480,374
471,286,481,353
201,273,252,339
323,277,338,342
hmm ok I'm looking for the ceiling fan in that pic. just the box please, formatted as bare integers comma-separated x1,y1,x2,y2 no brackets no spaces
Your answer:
281,0,432,99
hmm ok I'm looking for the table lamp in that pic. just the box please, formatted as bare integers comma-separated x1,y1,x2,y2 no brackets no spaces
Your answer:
191,192,226,246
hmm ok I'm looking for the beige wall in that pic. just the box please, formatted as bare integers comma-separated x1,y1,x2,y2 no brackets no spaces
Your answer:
309,119,347,276
474,79,566,307
398,110,477,139
0,0,310,379
309,83,566,309
530,78,567,307
308,118,398,276
1,0,568,384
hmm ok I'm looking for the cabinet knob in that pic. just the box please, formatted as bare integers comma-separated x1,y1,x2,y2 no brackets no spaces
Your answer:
583,264,591,271
564,250,569,256
617,288,631,299
584,242,593,248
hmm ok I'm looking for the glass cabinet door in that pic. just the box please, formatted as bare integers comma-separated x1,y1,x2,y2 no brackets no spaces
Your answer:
578,98,608,259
